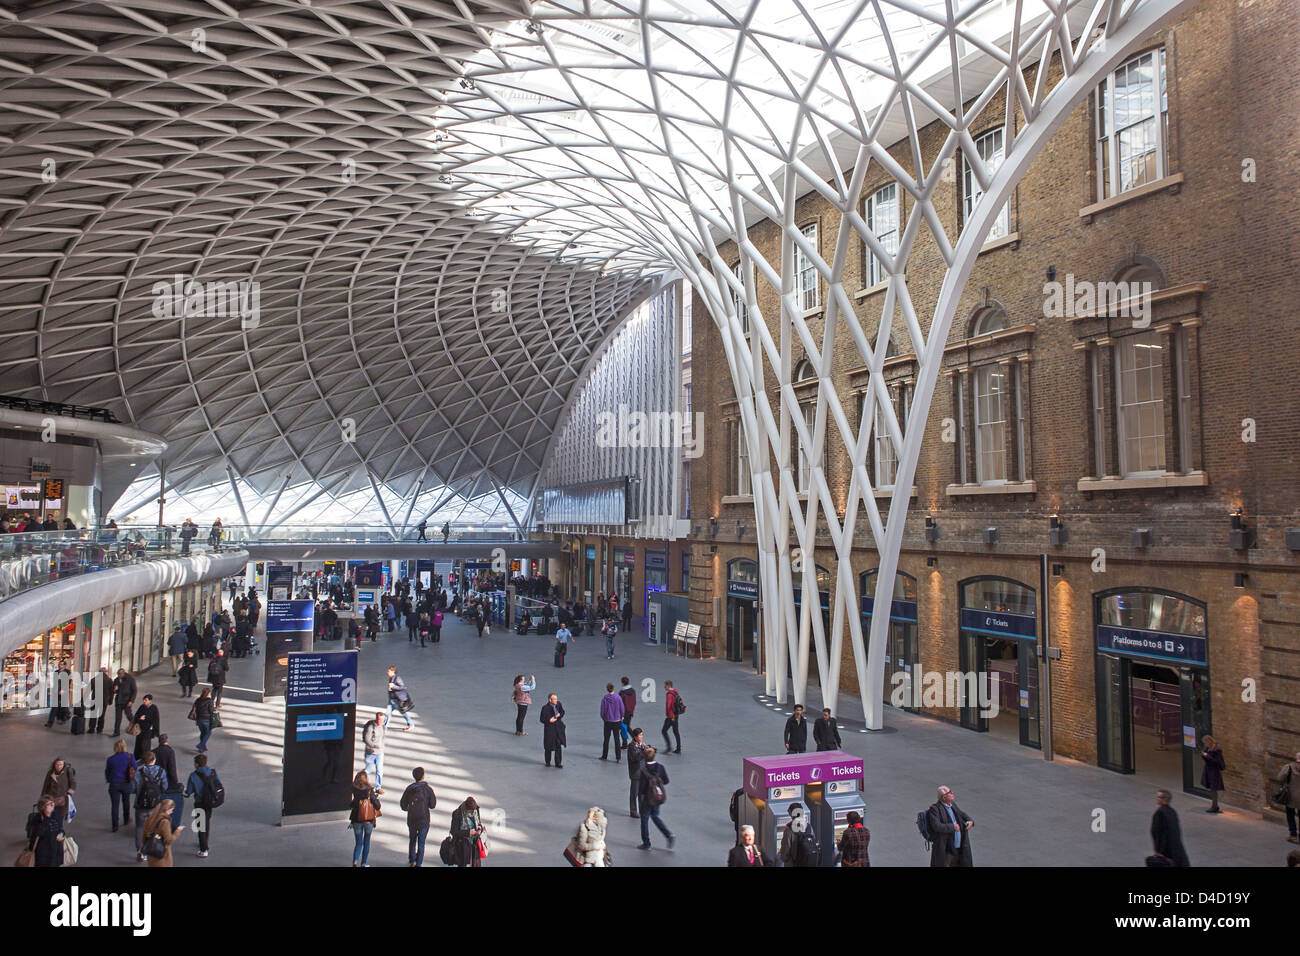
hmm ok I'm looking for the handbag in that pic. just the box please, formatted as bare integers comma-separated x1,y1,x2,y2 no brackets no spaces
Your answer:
356,792,378,823
125,721,141,736
187,704,197,721
563,839,581,867
398,697,414,714
210,710,223,729
66,794,76,821
61,835,78,866
477,834,489,859
142,831,167,860
1272,765,1293,807
15,845,34,868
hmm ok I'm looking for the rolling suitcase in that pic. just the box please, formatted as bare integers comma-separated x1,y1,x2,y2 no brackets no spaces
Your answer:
554,643,565,668
70,706,86,735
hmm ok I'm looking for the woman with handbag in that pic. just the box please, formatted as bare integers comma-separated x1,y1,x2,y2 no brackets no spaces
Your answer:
348,770,381,866
1277,751,1300,844
40,757,76,825
27,796,65,867
511,674,535,736
104,740,137,832
449,796,484,867
191,688,215,753
178,650,198,697
140,799,182,867
1199,735,1226,813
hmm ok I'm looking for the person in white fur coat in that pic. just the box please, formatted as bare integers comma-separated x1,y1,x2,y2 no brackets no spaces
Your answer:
572,806,610,867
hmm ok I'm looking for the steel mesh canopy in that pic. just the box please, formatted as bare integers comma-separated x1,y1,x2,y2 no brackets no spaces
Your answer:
0,0,1194,718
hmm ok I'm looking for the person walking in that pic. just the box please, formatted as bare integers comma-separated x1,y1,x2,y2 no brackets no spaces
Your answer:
621,596,633,630
727,825,770,867
784,704,809,754
133,752,168,862
441,521,450,544
140,799,182,867
167,623,187,675
104,740,136,832
1150,789,1191,867
184,753,220,858
111,667,136,736
40,757,77,825
385,666,414,730
348,770,381,867
416,519,428,542
813,707,842,751
130,694,161,761
178,650,198,698
90,666,112,734
554,622,572,667
511,674,535,735
27,797,66,868
926,786,974,867
400,767,437,867
188,687,214,753
602,617,618,659
154,733,184,832
636,746,674,850
362,711,387,791
540,693,566,768
617,676,637,743
599,683,625,762
1199,735,1226,813
206,651,229,708
1276,751,1300,844
662,680,683,754
837,810,870,867
625,728,647,818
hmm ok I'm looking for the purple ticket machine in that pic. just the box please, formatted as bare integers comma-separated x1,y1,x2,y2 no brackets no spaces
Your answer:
741,751,865,865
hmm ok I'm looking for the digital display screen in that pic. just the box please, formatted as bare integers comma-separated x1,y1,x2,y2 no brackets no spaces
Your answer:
296,714,344,742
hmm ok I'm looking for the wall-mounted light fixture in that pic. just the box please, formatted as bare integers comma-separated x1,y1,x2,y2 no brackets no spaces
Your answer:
924,516,939,543
982,527,998,545
1051,563,1065,577
926,556,938,568
1287,528,1300,551
1046,265,1057,282
737,524,747,537
1229,509,1252,550
1233,572,1248,588
1133,528,1152,549
709,515,719,537
1049,514,1067,547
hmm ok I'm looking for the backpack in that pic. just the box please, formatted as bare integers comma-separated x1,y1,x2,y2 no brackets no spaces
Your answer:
671,691,686,716
207,659,224,682
642,767,666,806
915,809,932,850
137,768,163,810
439,836,455,865
198,770,225,809
792,826,820,866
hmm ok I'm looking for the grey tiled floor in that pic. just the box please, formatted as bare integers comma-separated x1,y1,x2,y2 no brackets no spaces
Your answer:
1,610,1289,866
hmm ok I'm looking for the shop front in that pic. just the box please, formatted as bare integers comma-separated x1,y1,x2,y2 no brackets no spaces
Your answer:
1093,588,1210,796
644,550,668,614
2,619,80,713
958,576,1041,749
613,547,635,609
726,557,759,667
861,569,918,713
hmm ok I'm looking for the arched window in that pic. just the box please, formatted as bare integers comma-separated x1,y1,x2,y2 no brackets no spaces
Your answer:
793,358,815,382
970,305,1007,338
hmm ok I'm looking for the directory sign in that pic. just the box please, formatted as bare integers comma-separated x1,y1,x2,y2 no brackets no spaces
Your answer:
281,648,359,818
1097,625,1207,666
286,651,358,708
264,600,315,700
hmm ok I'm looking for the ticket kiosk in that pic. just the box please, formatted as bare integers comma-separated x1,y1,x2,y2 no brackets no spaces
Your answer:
739,751,865,865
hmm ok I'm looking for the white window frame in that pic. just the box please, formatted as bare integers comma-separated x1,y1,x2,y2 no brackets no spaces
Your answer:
865,183,899,287
1115,331,1167,477
973,364,1009,484
731,260,750,336
963,128,1009,240
796,402,818,493
1097,48,1168,200
795,223,819,312
1091,348,1106,477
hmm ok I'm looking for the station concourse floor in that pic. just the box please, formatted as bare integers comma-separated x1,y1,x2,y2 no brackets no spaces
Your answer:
0,609,1288,867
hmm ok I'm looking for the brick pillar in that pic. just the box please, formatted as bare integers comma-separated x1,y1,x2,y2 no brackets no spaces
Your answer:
1000,358,1017,481
1180,318,1205,473
959,366,976,484
1016,353,1032,482
1157,324,1178,473
1096,338,1120,477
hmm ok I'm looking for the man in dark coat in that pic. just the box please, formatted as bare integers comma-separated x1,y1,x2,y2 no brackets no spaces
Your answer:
727,825,771,867
399,766,437,867
784,704,808,753
926,786,974,867
540,693,566,768
89,666,113,734
111,668,136,736
1150,789,1191,866
813,708,842,751
131,694,161,760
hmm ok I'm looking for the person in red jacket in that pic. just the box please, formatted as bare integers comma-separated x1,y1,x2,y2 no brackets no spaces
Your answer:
662,680,682,754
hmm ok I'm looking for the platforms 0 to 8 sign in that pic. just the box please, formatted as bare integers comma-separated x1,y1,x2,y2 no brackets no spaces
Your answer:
287,652,358,707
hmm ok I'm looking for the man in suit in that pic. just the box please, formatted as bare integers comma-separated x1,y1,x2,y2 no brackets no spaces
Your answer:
1150,789,1191,867
813,707,842,751
727,825,771,867
89,667,113,734
784,704,808,753
926,785,974,867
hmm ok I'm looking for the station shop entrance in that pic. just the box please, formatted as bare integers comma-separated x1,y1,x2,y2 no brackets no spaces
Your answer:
957,577,1041,749
1095,587,1211,796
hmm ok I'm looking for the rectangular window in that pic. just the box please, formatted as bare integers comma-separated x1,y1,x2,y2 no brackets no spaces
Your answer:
1115,331,1166,475
736,421,751,496
1175,329,1191,471
732,260,750,336
796,223,819,311
1091,348,1106,477
865,184,899,287
955,376,968,484
796,402,818,493
869,387,907,490
1097,48,1168,199
974,365,1008,484
681,552,690,593
963,128,1009,240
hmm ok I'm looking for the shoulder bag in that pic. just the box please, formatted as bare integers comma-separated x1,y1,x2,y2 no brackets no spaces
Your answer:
125,720,141,736
1272,764,1293,807
61,835,78,866
15,843,34,868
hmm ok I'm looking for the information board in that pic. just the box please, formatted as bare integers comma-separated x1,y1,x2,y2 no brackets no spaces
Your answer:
287,651,358,708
